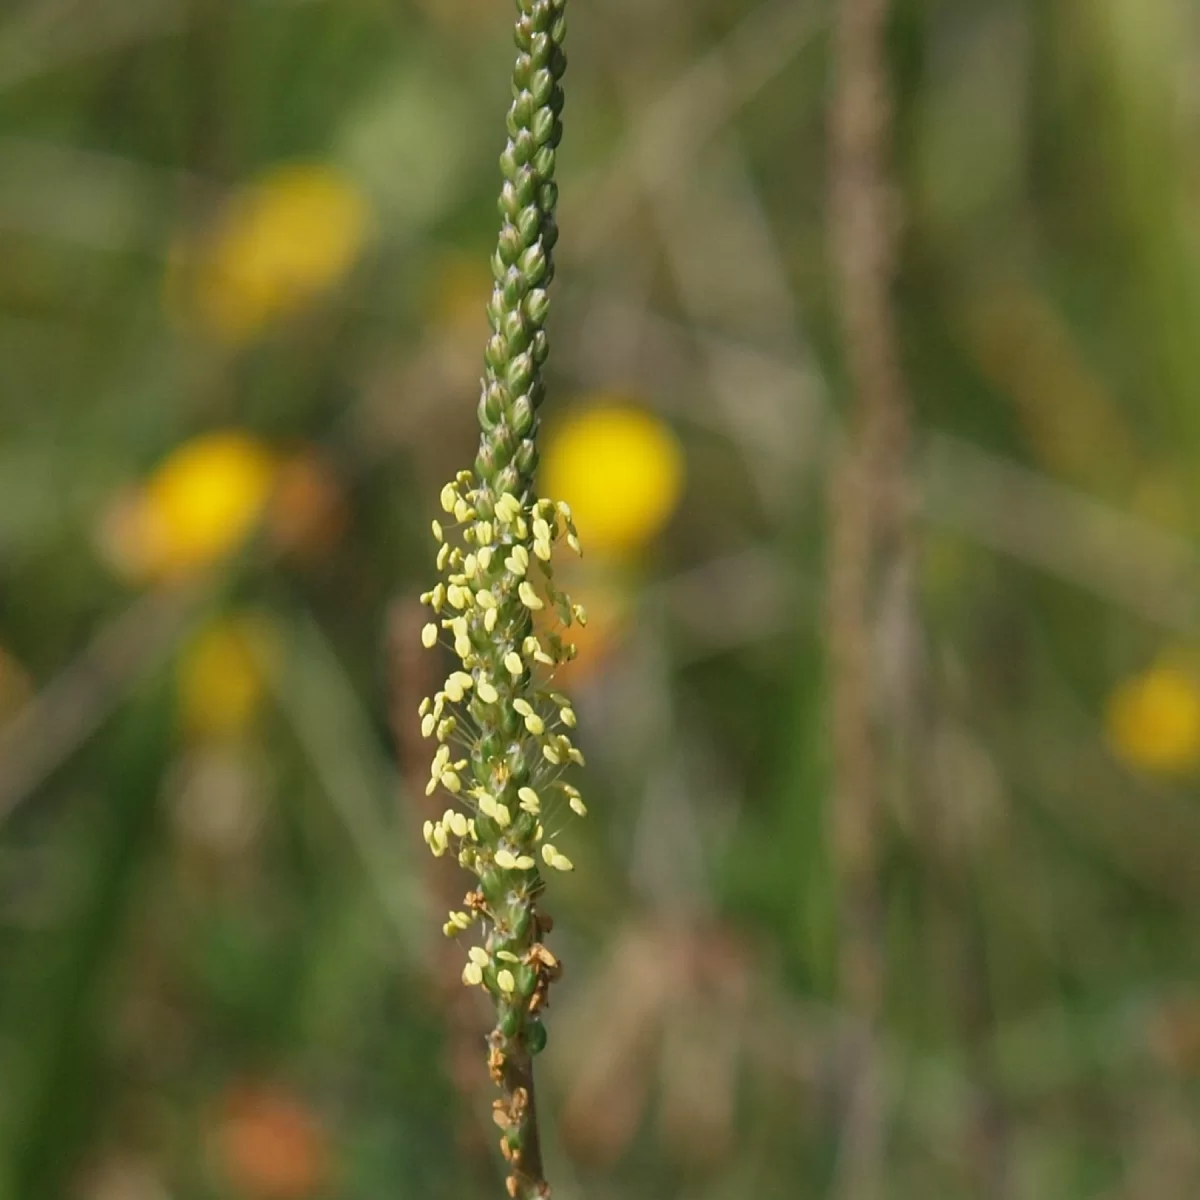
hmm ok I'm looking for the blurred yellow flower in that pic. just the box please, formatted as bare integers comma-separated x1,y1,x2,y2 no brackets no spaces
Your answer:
178,616,277,740
176,162,370,343
102,431,277,583
540,401,684,559
1106,662,1200,776
144,431,276,580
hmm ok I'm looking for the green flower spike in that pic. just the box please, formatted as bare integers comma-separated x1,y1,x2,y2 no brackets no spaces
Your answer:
417,2,583,1197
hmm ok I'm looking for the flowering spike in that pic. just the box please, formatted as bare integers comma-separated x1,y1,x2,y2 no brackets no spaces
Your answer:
411,3,582,1194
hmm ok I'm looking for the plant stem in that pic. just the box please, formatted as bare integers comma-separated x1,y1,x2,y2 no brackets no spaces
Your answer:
827,0,910,1193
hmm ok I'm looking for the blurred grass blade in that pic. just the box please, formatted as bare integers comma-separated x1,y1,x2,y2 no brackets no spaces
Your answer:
0,679,173,1200
0,584,208,827
266,611,429,962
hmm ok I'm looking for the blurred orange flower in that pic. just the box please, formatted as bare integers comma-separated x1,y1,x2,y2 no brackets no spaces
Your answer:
0,646,32,724
1146,990,1200,1076
542,577,629,688
540,400,684,560
172,162,371,343
1106,660,1200,776
178,614,277,740
267,448,348,560
100,431,277,583
216,1083,329,1199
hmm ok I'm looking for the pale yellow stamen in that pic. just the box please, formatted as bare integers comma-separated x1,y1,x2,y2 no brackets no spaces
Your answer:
518,581,544,610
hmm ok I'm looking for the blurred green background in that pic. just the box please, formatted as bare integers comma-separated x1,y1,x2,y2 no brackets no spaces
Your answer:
2,0,1200,1197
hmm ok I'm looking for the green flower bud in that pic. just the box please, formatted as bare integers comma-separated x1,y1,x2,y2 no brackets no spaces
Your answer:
526,1019,548,1056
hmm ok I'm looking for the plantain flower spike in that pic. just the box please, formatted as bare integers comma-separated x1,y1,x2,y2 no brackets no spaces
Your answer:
416,3,585,1196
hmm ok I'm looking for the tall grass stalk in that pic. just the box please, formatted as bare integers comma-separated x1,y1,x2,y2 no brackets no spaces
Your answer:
827,0,912,1193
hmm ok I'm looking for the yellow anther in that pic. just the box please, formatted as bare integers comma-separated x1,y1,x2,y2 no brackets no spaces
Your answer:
518,581,544,610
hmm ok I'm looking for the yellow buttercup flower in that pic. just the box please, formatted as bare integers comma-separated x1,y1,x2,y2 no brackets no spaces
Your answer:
1106,661,1200,776
102,431,277,583
540,401,684,559
178,162,370,343
178,615,277,739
